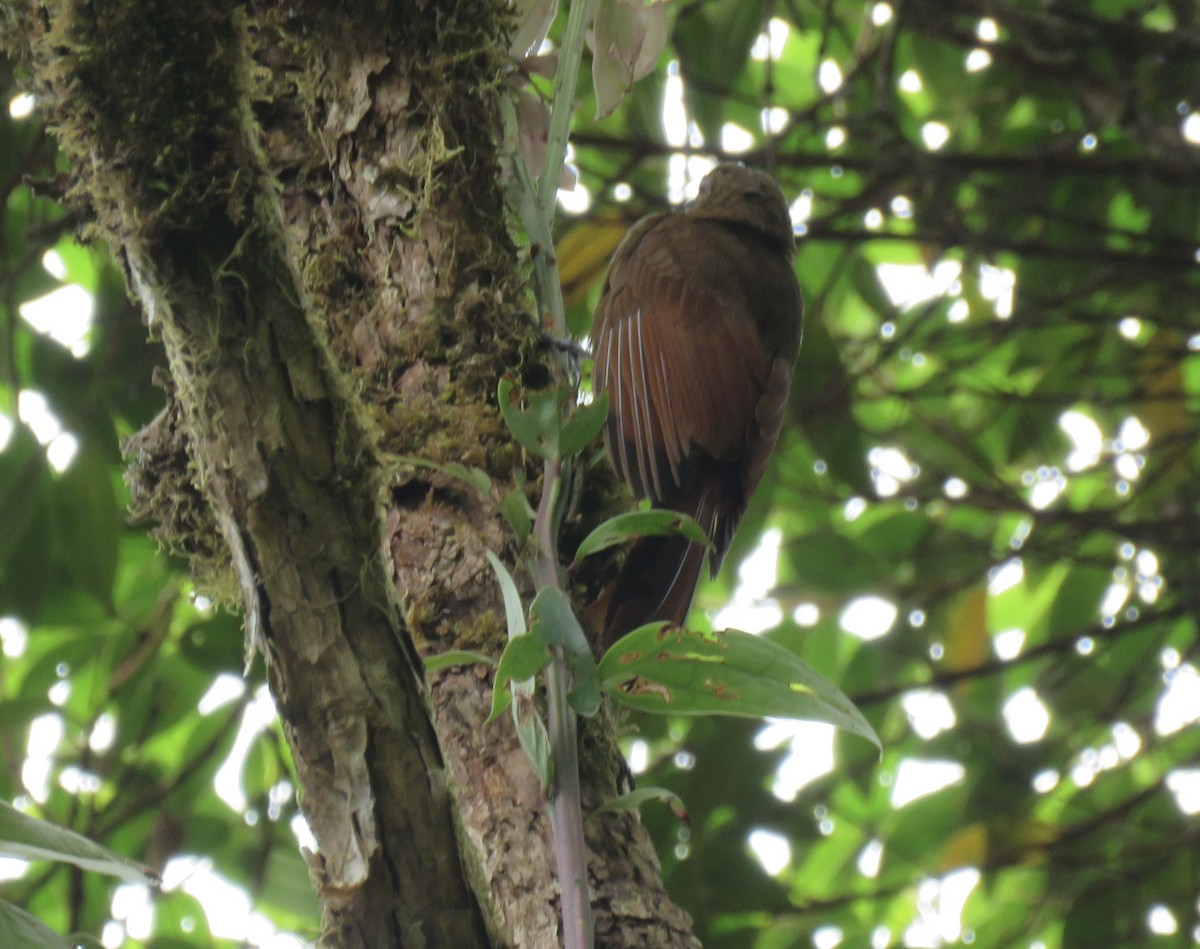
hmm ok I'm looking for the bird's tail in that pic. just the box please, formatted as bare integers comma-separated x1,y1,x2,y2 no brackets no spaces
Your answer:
590,480,721,653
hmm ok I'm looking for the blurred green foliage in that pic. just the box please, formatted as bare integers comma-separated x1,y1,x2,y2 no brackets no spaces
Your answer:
2,0,1199,946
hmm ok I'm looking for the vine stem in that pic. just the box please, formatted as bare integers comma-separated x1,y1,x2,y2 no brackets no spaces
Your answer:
532,457,593,949
515,0,600,944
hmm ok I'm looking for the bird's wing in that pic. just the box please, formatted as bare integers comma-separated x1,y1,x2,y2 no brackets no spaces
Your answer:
593,220,773,506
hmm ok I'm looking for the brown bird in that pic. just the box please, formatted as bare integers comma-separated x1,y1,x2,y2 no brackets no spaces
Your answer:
590,164,803,649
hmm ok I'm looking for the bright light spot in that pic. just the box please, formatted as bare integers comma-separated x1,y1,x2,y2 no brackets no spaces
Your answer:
42,250,68,280
902,690,956,740
199,673,247,714
48,679,71,707
899,69,923,93
993,628,1025,660
214,685,277,813
1114,450,1142,481
1029,470,1066,509
891,759,965,807
871,926,892,949
1155,663,1200,736
626,739,649,774
0,617,28,658
871,3,894,26
1147,904,1178,936
840,595,897,641
762,106,789,135
748,828,790,875
965,48,992,72
713,528,782,634
825,126,847,149
669,153,717,205
18,390,64,446
909,609,926,627
844,496,867,521
612,182,632,202
1003,687,1051,743
988,558,1024,595
1032,769,1059,794
793,603,820,627
864,208,883,230
1100,581,1131,619
1062,409,1103,469
111,882,153,940
1166,769,1200,815
47,432,79,472
161,855,294,943
790,189,813,228
1182,112,1200,145
662,64,687,148
818,59,844,94
751,18,790,62
921,121,951,151
1081,132,1098,152
1136,549,1159,578
977,18,999,42
947,298,969,323
943,477,968,499
758,720,835,800
891,194,913,218
813,925,844,949
557,179,591,215
869,446,918,497
721,123,755,154
9,93,35,118
89,713,117,753
1119,416,1150,450
23,713,64,803
876,259,961,310
904,869,982,948
60,765,102,795
19,284,94,357
291,813,319,852
979,262,1015,318
0,856,29,882
1111,721,1142,760
1118,316,1142,339
858,838,884,878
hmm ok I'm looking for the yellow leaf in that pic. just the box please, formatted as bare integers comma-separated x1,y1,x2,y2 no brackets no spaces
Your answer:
557,214,628,310
944,585,988,674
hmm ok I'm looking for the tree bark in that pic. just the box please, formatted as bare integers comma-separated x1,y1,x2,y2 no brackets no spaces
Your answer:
4,0,699,946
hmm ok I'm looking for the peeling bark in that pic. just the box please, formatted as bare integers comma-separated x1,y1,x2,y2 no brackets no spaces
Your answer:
4,0,699,945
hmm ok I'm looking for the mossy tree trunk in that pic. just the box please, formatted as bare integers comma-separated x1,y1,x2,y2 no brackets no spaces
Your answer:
3,0,698,946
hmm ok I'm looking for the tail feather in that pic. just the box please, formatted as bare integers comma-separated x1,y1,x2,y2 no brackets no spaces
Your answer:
595,480,723,651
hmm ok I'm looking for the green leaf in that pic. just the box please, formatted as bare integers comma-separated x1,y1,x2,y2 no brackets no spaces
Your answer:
423,649,497,672
514,701,553,790
0,800,158,884
0,426,49,578
0,899,73,949
598,625,881,749
591,0,668,119
396,455,493,496
595,786,689,824
558,392,609,458
528,586,600,717
49,442,120,608
497,377,565,460
488,634,551,724
484,550,527,640
571,509,711,565
499,488,533,545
